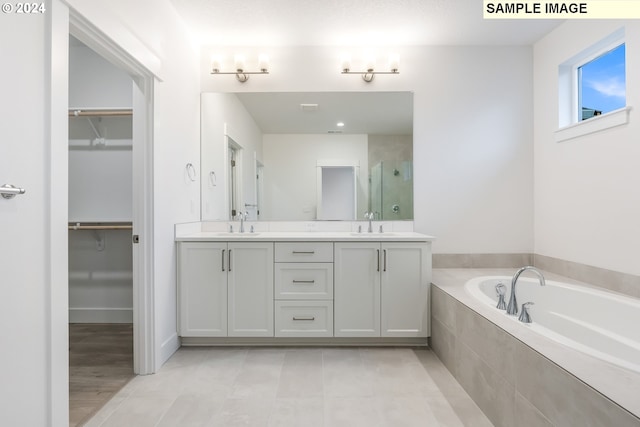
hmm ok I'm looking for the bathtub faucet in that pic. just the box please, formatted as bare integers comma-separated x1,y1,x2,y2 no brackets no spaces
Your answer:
506,266,546,316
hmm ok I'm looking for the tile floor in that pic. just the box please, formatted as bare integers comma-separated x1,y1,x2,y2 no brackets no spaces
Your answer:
84,347,493,426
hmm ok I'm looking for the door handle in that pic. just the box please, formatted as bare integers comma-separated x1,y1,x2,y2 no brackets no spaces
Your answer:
228,249,232,272
222,249,226,271
1,184,26,199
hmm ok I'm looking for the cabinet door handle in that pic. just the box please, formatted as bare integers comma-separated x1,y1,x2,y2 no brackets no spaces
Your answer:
292,251,315,254
293,316,315,321
222,249,226,271
377,249,380,272
383,249,387,272
292,280,315,284
228,249,232,271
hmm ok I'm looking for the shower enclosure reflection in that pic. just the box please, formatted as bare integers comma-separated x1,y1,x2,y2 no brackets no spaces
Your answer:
368,135,413,220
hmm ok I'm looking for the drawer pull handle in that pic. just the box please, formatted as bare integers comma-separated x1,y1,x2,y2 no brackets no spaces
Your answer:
292,251,315,254
293,316,315,321
292,280,315,284
222,249,225,271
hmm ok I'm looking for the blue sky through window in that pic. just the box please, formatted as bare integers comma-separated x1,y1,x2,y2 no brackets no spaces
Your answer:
579,44,626,120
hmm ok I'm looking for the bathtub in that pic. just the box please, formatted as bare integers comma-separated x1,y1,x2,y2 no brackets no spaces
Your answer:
465,275,640,374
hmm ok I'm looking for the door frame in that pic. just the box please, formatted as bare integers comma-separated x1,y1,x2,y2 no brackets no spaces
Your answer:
68,9,155,375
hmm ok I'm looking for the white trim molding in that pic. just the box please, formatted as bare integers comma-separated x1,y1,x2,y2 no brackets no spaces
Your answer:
555,106,632,142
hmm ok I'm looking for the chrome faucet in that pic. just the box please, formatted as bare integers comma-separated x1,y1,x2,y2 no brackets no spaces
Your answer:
364,212,374,233
495,282,507,310
518,302,535,323
237,211,248,233
506,266,546,315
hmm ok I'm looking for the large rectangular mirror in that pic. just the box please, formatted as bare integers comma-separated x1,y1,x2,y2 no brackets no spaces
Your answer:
201,91,413,221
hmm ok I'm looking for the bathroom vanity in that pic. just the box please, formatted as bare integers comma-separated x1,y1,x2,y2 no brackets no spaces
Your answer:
175,227,434,345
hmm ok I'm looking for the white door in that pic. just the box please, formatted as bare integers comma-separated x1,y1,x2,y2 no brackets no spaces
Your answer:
227,242,274,336
334,242,381,337
381,243,431,337
0,10,68,425
178,243,228,336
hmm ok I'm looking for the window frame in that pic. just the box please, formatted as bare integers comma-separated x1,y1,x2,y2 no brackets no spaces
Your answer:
556,28,630,142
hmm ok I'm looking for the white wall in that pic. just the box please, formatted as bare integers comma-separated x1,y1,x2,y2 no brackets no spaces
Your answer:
201,45,534,254
68,42,134,323
262,134,368,220
533,21,640,276
201,92,263,220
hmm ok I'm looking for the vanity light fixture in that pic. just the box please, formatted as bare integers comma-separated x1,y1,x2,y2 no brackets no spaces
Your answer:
341,52,399,82
210,53,269,83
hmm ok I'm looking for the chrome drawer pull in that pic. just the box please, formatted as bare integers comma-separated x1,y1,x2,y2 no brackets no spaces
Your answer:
292,280,315,284
293,316,315,321
292,251,315,254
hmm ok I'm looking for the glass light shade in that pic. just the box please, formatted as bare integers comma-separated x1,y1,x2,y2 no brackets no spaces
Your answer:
234,54,246,72
388,53,400,72
258,54,269,72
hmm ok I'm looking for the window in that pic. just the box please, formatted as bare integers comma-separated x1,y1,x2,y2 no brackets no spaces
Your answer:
578,43,626,121
556,28,630,142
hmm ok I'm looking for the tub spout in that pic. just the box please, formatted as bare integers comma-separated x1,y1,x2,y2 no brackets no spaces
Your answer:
506,266,546,316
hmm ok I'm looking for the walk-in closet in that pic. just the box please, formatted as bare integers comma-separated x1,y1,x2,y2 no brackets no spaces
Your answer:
68,35,135,426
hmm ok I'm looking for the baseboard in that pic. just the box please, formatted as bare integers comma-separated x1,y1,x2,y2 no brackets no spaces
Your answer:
69,308,133,323
157,332,180,369
180,337,429,346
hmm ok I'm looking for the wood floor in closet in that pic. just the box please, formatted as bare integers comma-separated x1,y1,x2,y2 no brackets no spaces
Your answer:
69,323,134,427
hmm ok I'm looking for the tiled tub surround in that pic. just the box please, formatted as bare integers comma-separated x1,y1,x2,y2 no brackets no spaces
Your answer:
431,268,640,427
433,253,640,299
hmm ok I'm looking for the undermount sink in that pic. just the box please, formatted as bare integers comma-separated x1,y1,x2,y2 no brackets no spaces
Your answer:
214,232,260,237
349,232,396,237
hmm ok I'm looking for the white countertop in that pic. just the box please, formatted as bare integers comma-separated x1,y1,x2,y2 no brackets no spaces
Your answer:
175,231,435,242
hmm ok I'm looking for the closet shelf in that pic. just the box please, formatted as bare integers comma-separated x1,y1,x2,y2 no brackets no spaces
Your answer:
68,108,132,117
68,222,132,231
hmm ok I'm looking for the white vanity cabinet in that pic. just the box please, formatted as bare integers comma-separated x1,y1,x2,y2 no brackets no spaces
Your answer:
334,242,430,338
176,230,433,344
274,242,334,337
178,242,227,337
177,241,274,337
227,242,274,337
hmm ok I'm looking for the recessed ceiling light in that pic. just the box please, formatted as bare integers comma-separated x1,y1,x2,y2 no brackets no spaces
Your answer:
336,122,345,127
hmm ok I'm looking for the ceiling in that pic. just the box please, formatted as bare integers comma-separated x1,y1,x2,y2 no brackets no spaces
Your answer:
170,0,563,47
234,92,413,135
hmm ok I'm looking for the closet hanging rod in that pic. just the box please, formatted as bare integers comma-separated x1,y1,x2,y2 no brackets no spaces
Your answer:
68,222,133,231
68,109,133,117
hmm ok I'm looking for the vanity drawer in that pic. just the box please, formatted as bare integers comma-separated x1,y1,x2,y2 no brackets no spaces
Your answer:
275,301,333,337
275,263,333,300
275,242,333,263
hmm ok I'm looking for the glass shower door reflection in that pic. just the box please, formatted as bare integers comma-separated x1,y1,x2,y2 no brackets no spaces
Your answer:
370,162,383,220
